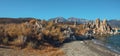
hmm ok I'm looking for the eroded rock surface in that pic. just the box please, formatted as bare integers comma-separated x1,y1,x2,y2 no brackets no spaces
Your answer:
84,18,113,35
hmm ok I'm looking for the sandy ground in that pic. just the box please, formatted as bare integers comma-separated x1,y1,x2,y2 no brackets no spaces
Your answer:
0,47,45,56
0,45,64,56
0,40,120,56
61,40,120,56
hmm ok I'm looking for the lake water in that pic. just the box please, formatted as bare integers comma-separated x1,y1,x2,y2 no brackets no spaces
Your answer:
92,34,120,54
105,34,120,53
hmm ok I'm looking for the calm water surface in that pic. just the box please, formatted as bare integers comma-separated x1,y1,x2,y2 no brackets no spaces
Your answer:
105,34,120,52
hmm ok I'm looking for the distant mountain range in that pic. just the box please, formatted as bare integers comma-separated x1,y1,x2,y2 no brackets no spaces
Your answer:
49,17,120,28
108,20,120,28
0,18,36,24
67,17,90,24
49,17,90,24
0,17,120,28
49,17,67,22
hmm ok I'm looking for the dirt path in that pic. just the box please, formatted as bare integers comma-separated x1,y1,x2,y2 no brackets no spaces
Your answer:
61,41,120,56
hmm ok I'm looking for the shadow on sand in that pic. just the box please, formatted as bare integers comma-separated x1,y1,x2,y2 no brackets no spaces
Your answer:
63,35,94,43
0,35,94,49
43,35,94,47
0,45,12,49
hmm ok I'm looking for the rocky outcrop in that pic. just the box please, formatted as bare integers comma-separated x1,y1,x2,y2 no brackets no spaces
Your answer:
84,18,113,35
98,19,112,34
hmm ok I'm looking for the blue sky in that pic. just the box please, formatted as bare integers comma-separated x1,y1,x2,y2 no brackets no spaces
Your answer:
0,0,120,20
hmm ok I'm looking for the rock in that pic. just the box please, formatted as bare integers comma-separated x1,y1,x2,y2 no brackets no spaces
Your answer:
95,18,100,28
55,19,58,23
114,28,119,34
74,20,77,27
62,26,75,41
85,30,94,39
14,35,27,48
84,18,114,35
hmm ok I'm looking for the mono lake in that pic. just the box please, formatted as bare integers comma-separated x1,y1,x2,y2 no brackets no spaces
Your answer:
92,34,120,54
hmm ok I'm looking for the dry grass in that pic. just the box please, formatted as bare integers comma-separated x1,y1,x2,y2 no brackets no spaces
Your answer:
0,19,87,56
23,46,64,56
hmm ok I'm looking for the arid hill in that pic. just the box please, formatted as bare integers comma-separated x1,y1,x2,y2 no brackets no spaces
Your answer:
0,18,35,24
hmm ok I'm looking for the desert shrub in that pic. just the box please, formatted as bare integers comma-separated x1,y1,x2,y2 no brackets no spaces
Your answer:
12,35,27,48
5,24,21,38
0,24,5,37
72,24,85,35
27,41,37,49
2,37,9,45
0,19,85,49
43,23,65,43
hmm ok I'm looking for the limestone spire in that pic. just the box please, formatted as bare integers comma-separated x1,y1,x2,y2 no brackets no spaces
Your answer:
103,19,107,25
95,18,100,28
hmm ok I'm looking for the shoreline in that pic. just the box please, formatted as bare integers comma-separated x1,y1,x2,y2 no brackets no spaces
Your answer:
61,40,120,56
91,39,120,54
85,40,120,56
